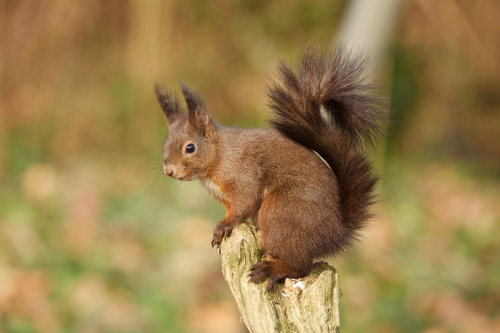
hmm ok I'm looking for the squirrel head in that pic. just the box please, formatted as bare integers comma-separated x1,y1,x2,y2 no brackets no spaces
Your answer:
155,81,218,181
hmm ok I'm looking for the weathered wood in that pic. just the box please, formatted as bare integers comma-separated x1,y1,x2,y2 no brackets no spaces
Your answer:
220,223,341,333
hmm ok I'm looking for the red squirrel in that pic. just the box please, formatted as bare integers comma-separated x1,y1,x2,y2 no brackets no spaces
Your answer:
154,46,386,292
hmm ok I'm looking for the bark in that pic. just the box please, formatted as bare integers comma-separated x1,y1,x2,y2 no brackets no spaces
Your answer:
220,223,341,333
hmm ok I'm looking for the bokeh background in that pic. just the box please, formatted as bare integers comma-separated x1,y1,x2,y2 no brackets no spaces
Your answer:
1,1,500,332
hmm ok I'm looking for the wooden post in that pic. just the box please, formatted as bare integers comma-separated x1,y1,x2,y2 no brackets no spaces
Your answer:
220,223,342,333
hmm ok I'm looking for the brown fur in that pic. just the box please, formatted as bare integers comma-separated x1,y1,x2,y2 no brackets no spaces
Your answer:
154,45,386,292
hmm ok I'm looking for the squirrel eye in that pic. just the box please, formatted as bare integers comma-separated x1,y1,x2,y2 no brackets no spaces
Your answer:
185,143,195,154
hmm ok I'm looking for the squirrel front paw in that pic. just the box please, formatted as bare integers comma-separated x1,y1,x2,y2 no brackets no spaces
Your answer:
211,221,234,249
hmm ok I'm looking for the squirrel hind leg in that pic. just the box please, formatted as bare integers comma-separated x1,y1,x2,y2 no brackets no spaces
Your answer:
249,193,319,291
248,254,313,292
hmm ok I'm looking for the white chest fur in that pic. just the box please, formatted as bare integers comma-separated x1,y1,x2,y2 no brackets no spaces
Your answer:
199,177,227,201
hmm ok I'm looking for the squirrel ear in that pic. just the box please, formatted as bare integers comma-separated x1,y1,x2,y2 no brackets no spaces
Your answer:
154,83,185,127
178,80,214,138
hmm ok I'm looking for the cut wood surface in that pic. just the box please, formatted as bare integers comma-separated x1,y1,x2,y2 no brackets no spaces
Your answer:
219,223,342,333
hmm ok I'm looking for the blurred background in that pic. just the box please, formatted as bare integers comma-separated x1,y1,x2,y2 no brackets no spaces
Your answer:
1,0,499,332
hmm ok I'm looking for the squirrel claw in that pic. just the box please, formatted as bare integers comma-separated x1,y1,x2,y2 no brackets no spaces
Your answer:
248,261,271,283
248,261,281,292
211,221,234,250
210,238,221,257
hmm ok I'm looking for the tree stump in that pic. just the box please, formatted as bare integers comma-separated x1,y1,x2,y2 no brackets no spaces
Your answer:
220,223,342,333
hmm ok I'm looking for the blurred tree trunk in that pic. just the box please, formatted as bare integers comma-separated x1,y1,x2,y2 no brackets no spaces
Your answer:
335,0,403,78
127,0,165,86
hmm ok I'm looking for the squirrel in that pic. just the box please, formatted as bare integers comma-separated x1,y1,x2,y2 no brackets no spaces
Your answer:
154,45,386,292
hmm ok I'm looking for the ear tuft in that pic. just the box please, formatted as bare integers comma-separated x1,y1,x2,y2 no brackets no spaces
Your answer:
154,82,185,126
178,80,213,138
178,79,207,114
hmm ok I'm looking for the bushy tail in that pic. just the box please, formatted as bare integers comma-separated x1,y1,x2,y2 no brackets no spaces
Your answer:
268,45,386,237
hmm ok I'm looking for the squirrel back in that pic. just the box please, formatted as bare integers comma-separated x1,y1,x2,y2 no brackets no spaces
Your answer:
155,45,386,292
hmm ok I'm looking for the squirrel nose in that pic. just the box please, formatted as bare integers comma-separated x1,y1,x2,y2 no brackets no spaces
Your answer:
163,165,175,177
